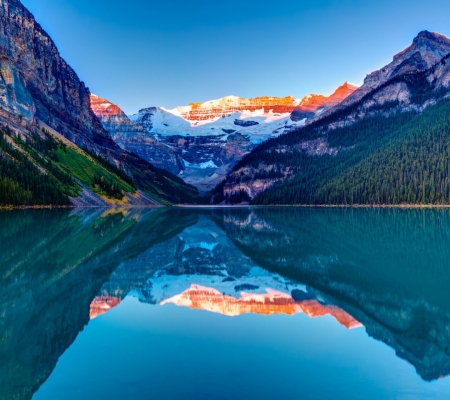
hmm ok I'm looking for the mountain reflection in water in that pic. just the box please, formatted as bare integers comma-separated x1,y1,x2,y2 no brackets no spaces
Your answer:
1,207,450,399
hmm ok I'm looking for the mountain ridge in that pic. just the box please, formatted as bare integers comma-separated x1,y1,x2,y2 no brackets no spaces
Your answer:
91,83,357,192
210,30,450,205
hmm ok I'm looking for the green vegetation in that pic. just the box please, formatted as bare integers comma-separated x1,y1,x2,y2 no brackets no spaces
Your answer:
0,127,72,206
55,145,134,199
252,98,450,205
0,126,138,206
211,58,450,206
125,152,200,205
0,123,203,207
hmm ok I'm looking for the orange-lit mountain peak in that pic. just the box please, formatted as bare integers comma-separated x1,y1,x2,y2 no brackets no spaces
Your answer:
299,300,362,330
328,82,359,103
90,94,122,117
298,93,327,108
160,284,362,329
90,295,121,319
292,82,359,118
175,95,300,122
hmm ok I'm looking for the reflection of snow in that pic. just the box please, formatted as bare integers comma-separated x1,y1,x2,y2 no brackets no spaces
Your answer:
183,242,218,252
138,265,308,306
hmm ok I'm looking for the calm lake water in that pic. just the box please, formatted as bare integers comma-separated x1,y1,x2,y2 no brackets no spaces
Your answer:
2,207,450,399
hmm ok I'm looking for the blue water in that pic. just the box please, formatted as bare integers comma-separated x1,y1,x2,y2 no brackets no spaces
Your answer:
1,207,450,399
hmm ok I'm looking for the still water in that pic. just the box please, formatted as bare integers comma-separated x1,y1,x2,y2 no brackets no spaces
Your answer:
2,207,450,399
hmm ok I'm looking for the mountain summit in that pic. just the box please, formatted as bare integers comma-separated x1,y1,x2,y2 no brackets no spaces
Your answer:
329,31,450,113
291,82,358,121
211,30,450,206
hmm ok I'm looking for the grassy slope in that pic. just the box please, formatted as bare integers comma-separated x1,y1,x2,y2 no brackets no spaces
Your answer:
0,124,139,206
40,122,201,205
56,147,134,198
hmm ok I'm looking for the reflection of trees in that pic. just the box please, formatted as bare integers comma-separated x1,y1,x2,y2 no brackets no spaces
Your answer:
0,208,197,400
215,207,450,381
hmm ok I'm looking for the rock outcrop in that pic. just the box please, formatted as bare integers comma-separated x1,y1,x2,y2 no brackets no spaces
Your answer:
0,0,118,153
172,95,300,123
291,82,358,121
324,31,450,117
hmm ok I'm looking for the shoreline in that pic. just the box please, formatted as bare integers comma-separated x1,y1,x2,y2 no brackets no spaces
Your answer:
4,203,450,210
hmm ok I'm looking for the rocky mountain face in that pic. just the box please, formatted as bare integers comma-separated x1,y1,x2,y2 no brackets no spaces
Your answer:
92,85,356,192
0,0,117,153
323,31,450,118
211,31,450,205
90,95,181,173
171,95,300,123
291,82,358,121
0,0,199,206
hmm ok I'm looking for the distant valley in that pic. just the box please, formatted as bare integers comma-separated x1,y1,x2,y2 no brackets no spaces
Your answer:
91,83,357,192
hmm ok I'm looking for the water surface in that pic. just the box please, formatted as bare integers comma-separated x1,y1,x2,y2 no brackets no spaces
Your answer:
1,207,450,399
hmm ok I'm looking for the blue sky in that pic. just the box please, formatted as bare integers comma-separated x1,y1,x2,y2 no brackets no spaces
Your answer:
22,0,450,114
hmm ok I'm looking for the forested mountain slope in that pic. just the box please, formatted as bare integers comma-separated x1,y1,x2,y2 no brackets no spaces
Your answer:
211,32,450,205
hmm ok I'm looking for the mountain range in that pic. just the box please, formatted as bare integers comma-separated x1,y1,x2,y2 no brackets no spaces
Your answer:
2,0,450,206
87,29,450,205
91,83,357,192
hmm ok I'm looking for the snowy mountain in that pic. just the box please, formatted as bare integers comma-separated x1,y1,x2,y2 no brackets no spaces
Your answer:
129,97,308,144
91,85,357,192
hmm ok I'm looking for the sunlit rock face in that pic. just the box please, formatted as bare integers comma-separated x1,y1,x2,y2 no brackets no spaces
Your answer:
172,96,300,123
160,284,361,329
90,295,121,319
290,82,358,121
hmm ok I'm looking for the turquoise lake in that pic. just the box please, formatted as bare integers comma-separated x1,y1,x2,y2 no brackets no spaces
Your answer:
2,207,450,399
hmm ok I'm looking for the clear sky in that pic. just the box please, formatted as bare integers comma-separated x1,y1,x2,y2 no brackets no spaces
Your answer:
21,0,450,114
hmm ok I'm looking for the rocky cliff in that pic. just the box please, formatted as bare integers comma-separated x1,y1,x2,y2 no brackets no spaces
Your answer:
323,31,450,118
0,0,200,206
0,0,118,153
172,95,300,123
